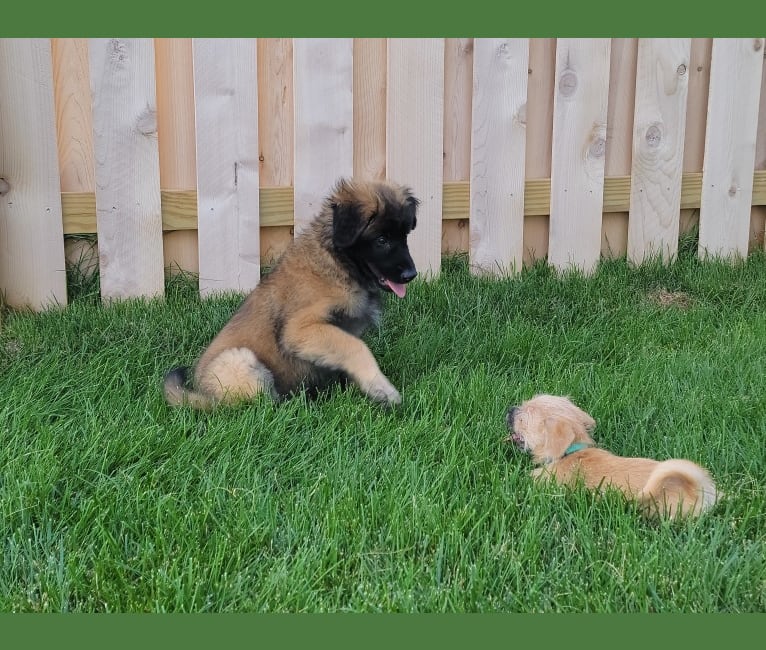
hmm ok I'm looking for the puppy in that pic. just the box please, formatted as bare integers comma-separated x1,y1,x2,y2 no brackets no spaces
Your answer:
505,394,719,518
164,178,419,409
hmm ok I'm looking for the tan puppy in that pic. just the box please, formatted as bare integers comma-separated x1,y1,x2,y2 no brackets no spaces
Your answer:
505,394,719,519
164,178,419,409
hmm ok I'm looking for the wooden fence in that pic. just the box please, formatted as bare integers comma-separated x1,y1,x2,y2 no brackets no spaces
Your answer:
1,38,765,310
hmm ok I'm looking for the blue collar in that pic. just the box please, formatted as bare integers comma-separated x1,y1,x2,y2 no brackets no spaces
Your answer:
562,442,593,457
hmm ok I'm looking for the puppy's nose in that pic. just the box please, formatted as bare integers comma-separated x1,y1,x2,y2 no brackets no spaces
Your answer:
399,268,417,283
506,407,518,427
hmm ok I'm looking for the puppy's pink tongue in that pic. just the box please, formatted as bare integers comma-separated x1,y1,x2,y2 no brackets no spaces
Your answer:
384,279,407,298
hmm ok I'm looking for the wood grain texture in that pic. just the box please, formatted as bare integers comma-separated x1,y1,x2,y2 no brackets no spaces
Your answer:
442,38,474,257
51,38,95,193
524,38,556,263
0,38,67,309
51,38,99,275
699,38,765,259
387,38,445,279
155,38,199,276
89,38,164,301
627,39,691,264
469,39,529,276
193,38,261,296
353,38,387,181
257,38,294,262
548,38,611,274
602,38,638,260
293,38,353,233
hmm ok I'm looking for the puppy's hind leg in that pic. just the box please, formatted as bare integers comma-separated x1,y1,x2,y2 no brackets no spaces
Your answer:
197,347,279,405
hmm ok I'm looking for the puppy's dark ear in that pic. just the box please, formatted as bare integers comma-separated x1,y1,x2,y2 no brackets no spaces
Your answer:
403,194,419,231
332,202,367,249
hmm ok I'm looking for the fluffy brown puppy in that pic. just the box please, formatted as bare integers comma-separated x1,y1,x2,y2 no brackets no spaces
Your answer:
164,178,419,409
505,394,719,519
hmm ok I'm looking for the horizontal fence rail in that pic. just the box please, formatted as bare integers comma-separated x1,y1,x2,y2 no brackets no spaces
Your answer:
1,37,765,310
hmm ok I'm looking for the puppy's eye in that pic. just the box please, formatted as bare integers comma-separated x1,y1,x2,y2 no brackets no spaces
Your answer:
375,236,388,247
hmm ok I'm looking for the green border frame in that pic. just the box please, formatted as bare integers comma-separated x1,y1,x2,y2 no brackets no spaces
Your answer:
2,0,766,36
3,613,764,647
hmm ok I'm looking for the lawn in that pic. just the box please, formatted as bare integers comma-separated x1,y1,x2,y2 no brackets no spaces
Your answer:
1,243,764,612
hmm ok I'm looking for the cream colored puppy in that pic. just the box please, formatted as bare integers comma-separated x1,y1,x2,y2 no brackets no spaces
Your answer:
505,394,719,519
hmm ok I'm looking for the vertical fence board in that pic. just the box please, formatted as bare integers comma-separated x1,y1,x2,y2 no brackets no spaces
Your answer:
192,38,260,296
699,38,765,259
602,38,637,259
523,38,557,263
443,38,474,182
549,38,611,274
442,37,473,255
627,38,691,264
89,38,164,300
0,39,67,309
52,38,98,273
353,38,387,181
257,38,294,263
293,38,353,233
52,39,95,194
387,38,445,278
155,38,199,276
753,42,766,250
680,39,713,235
469,39,529,276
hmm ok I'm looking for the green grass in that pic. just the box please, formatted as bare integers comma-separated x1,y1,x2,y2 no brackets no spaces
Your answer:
1,245,765,612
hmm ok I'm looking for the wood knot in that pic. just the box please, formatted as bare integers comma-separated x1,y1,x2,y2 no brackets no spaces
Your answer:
754,39,763,52
588,137,606,159
516,102,527,126
559,71,578,97
728,185,738,197
676,64,687,75
0,177,10,196
645,124,662,148
109,39,128,65
136,106,157,136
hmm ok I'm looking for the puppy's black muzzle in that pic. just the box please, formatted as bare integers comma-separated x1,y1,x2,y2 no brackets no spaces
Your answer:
399,267,417,283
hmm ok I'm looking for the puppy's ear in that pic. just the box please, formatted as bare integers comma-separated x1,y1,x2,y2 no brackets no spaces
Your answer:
403,194,419,231
332,201,367,249
542,417,577,461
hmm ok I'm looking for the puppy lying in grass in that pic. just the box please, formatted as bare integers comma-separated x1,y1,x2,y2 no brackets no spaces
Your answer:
505,394,719,519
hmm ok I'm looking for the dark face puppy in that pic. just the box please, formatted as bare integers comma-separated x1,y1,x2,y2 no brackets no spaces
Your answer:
329,179,418,297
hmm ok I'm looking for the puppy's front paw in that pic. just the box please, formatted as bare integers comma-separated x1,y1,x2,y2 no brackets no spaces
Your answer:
363,374,402,407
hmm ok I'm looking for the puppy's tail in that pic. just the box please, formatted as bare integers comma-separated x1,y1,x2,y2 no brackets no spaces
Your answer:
163,366,216,410
638,459,718,519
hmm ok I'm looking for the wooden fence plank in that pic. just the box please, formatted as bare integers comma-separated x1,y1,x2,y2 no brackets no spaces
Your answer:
523,38,557,263
627,38,691,264
353,38,387,181
0,38,67,310
602,38,638,259
155,38,199,276
699,38,765,259
51,38,99,275
192,38,261,297
549,38,611,274
293,38,353,233
442,37,473,255
89,38,164,300
753,39,766,250
387,38,445,279
469,38,529,276
256,38,294,263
